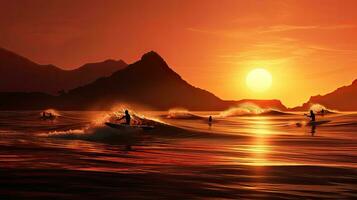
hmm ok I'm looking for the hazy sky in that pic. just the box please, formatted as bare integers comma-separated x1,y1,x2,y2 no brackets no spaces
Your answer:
1,0,357,107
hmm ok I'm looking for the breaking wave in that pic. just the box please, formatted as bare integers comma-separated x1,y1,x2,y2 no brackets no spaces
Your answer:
164,109,204,120
45,108,162,142
43,107,212,143
309,104,337,115
220,103,291,117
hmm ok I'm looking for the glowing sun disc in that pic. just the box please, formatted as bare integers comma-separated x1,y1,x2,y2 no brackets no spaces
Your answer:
246,68,272,92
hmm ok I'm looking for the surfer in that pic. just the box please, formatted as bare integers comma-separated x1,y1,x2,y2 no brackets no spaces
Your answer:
119,110,131,125
208,115,213,127
307,110,316,122
320,109,325,116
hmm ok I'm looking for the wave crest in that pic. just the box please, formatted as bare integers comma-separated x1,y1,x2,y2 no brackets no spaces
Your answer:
220,103,289,117
165,109,203,120
309,104,337,114
45,107,162,142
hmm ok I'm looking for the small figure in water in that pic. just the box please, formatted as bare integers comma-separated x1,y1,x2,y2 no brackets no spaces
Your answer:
42,111,46,118
119,110,131,125
307,110,316,122
208,116,212,123
320,109,325,116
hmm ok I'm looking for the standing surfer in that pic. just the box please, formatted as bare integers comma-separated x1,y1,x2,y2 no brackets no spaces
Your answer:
119,110,131,125
307,110,316,122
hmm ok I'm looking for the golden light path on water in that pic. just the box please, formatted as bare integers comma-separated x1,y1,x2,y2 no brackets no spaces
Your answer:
231,117,275,166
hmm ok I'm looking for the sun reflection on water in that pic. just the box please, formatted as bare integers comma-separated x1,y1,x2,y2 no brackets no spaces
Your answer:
244,117,272,166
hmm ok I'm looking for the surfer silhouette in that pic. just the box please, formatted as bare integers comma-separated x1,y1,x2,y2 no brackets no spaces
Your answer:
307,110,316,122
320,109,325,116
208,116,212,123
119,110,131,125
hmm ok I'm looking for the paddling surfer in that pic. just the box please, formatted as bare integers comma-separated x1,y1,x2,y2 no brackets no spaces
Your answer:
119,110,131,125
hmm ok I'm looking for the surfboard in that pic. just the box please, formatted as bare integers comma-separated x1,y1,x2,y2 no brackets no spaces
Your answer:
105,122,155,130
296,120,330,127
40,115,56,120
307,120,330,126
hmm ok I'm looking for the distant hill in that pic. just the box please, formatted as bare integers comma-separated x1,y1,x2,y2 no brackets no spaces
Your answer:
0,47,127,94
291,79,357,111
0,50,289,110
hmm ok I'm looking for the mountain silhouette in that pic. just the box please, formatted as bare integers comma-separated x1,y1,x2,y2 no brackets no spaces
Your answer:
59,51,288,110
0,50,289,110
292,79,357,111
61,51,227,110
0,47,127,94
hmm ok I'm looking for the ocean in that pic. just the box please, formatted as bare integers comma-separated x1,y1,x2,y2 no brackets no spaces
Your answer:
0,109,356,199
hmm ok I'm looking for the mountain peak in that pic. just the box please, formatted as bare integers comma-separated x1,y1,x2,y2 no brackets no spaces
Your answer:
141,50,162,59
63,51,227,110
128,51,180,79
141,51,166,64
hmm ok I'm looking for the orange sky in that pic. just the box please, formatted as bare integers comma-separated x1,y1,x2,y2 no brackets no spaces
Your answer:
1,0,357,107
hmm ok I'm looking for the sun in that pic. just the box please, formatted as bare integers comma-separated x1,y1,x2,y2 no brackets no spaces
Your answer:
246,68,272,92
